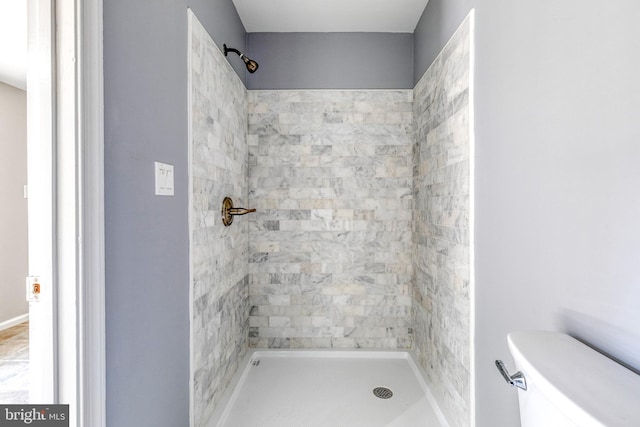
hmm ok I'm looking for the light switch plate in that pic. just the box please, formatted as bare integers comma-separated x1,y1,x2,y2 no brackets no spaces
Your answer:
155,161,174,196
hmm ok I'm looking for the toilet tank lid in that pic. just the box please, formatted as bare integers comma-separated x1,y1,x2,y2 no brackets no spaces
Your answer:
508,331,640,427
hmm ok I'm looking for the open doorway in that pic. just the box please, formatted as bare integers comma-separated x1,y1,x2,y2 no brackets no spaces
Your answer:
1,0,105,424
0,0,31,405
0,0,57,405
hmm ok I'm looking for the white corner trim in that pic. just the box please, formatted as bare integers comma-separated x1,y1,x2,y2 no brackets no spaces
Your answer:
468,8,477,427
77,0,105,425
187,9,195,427
0,313,29,332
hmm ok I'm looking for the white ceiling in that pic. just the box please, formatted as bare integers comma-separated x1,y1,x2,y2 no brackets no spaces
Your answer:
232,0,430,33
0,0,27,90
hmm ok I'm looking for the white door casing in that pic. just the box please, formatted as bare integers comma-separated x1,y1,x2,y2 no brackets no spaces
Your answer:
27,0,56,404
26,0,105,425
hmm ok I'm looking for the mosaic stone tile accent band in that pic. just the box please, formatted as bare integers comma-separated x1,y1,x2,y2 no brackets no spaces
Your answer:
247,90,414,349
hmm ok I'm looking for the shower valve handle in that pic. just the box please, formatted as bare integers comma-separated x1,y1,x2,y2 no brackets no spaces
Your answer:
228,207,256,216
221,197,256,226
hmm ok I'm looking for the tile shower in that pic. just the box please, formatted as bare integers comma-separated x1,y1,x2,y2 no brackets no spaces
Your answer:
189,13,249,425
412,18,472,427
247,90,414,350
189,10,472,427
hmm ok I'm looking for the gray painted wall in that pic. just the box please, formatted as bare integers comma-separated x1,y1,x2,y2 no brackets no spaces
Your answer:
474,1,640,425
246,33,414,89
103,1,245,426
0,82,28,325
416,0,640,425
413,0,472,85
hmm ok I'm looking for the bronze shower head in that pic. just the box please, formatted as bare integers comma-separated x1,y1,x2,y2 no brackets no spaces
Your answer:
223,44,259,73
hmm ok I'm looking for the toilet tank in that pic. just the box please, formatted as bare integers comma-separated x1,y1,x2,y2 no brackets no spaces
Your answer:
507,331,640,427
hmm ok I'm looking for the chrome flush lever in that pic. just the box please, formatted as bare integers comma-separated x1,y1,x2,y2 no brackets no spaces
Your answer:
495,360,527,391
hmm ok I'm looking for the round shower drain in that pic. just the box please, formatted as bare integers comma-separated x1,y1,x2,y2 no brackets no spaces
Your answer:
372,386,393,399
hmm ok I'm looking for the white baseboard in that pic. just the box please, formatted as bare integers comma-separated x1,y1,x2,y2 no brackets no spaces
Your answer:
0,313,29,332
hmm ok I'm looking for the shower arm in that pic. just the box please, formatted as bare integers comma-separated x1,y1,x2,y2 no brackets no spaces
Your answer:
223,43,259,73
223,45,242,57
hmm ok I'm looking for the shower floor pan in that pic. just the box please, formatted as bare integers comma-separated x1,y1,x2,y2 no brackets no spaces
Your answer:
208,350,447,427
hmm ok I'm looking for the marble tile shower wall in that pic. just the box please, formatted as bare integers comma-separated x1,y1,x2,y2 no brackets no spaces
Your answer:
189,13,249,427
412,15,472,427
247,90,414,349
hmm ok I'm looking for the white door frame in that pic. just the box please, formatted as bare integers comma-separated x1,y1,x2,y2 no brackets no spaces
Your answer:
27,0,56,404
27,0,105,426
75,0,105,425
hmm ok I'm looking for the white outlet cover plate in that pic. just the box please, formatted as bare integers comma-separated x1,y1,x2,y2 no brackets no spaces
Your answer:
155,161,174,196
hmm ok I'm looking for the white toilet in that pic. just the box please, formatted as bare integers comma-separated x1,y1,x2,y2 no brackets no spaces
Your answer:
499,330,640,427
